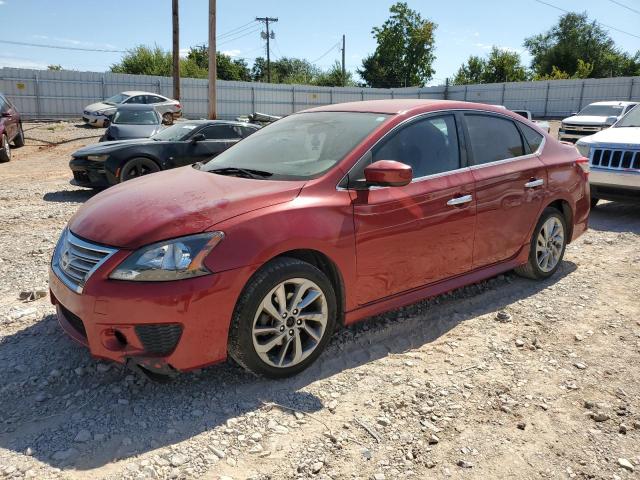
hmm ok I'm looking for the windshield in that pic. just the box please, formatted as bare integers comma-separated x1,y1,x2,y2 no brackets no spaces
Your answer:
201,112,389,180
577,104,624,117
104,93,130,105
615,105,640,128
151,123,199,141
113,110,159,125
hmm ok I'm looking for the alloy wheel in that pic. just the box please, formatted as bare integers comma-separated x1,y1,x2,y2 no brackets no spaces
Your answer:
2,135,10,160
535,217,564,272
251,278,328,368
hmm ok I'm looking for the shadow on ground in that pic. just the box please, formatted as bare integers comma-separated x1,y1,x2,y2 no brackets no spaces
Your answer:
43,189,98,203
589,201,640,234
0,262,576,471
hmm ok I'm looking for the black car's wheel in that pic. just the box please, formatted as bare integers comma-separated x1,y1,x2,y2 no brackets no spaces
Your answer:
119,157,161,182
515,207,567,280
13,124,25,148
228,257,337,378
162,112,174,125
0,134,11,162
590,196,599,209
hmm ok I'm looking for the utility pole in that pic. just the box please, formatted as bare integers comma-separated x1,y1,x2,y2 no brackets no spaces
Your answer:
172,0,180,101
256,16,278,83
208,0,216,119
341,34,346,87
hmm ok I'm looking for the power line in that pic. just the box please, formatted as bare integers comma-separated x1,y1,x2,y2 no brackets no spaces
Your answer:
217,20,259,39
310,42,341,64
0,39,125,53
532,0,640,40
608,0,640,16
217,27,261,46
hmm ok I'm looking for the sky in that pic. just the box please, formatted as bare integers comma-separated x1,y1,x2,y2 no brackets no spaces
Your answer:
0,0,638,85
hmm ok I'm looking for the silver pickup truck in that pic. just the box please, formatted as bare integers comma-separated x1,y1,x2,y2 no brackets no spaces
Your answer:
559,101,638,143
575,105,640,207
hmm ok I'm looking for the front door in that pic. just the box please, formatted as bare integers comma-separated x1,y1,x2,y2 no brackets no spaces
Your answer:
176,125,242,166
350,114,477,306
463,113,547,268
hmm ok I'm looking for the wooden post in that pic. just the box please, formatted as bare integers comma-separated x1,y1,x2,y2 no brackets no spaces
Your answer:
208,0,216,119
172,0,180,101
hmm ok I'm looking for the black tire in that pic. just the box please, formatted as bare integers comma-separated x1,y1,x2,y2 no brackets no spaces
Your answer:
515,207,567,280
162,112,174,125
0,134,10,162
590,196,599,209
228,257,337,378
118,157,160,182
12,124,25,148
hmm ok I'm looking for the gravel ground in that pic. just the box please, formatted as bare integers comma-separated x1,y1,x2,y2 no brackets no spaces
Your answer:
0,121,639,480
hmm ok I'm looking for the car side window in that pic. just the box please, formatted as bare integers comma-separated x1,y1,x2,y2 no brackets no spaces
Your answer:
200,125,243,140
240,126,258,137
0,95,8,113
146,95,164,104
464,114,524,165
125,95,144,104
372,115,461,178
519,123,544,153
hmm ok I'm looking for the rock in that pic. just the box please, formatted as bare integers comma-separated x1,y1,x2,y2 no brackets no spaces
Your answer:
517,422,526,430
34,392,47,402
515,338,525,347
372,473,386,480
376,417,391,427
170,453,188,467
496,311,512,323
619,424,628,434
74,429,91,442
311,461,323,473
574,362,587,370
117,398,129,405
211,447,226,459
583,400,594,409
11,307,37,320
96,363,111,373
327,400,338,412
574,334,584,342
250,432,262,441
592,412,610,422
248,444,263,454
618,458,634,472
457,460,474,468
428,434,440,444
19,290,47,301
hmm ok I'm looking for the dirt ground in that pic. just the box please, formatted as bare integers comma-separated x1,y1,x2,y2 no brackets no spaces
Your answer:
0,121,639,480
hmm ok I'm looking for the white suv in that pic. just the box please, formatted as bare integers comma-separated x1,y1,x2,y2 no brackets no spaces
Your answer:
558,101,638,143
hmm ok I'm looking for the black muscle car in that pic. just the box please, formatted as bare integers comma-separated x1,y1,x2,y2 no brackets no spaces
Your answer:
69,120,260,188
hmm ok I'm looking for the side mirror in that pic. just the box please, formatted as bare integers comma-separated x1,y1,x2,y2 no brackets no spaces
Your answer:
191,133,206,143
364,160,412,187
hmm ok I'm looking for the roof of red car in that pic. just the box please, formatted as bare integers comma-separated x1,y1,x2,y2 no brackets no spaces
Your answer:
302,99,508,116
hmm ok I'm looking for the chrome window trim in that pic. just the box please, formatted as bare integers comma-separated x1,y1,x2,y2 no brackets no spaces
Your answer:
336,107,546,191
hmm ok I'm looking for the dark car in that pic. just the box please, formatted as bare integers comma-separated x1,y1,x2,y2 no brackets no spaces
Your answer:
0,92,25,162
100,104,164,142
70,120,260,188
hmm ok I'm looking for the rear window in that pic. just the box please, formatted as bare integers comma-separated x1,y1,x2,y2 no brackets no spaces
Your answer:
465,114,525,164
519,124,544,152
113,109,159,125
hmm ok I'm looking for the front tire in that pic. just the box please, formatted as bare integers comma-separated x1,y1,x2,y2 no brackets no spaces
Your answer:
515,207,567,280
0,134,11,162
13,124,25,148
228,257,337,378
118,157,160,182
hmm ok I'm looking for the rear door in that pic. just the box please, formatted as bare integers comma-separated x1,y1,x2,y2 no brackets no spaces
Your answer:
463,112,547,268
350,113,477,306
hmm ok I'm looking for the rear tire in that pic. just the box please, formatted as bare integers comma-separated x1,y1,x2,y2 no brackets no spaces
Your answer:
13,124,25,148
162,112,174,125
515,207,567,280
228,257,337,378
118,157,160,182
0,134,11,162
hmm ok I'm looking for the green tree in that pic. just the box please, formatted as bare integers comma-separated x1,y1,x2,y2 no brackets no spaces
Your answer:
358,2,437,87
313,61,357,87
47,64,63,71
252,57,320,84
111,45,172,76
453,47,527,84
186,45,251,81
524,12,640,78
453,55,485,85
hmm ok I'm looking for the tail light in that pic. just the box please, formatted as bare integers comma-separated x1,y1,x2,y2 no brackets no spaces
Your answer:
576,157,590,176
176,103,181,110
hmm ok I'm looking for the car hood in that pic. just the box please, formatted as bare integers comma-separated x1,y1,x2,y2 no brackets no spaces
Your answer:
577,127,640,146
108,124,162,139
562,115,616,126
73,138,160,156
68,166,306,249
84,102,117,113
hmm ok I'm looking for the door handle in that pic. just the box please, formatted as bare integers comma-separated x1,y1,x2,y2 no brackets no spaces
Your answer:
447,194,473,206
524,178,544,188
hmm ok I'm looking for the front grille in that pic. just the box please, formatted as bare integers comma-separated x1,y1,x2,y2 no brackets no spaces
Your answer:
562,124,603,134
59,304,87,338
73,170,90,183
52,230,118,293
135,324,183,355
591,148,640,171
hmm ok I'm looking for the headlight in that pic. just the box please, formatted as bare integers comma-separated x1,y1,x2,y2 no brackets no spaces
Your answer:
110,232,224,281
575,143,591,157
87,154,109,161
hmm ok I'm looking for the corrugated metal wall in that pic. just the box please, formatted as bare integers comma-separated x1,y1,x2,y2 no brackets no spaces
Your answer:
1,67,638,120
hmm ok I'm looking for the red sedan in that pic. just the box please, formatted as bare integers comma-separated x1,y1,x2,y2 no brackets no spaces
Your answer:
49,100,590,379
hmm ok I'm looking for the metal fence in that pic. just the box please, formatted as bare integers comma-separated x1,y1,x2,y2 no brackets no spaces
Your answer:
1,67,638,120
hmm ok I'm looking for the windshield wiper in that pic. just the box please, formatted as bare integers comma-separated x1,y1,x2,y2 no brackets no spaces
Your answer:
209,167,273,179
